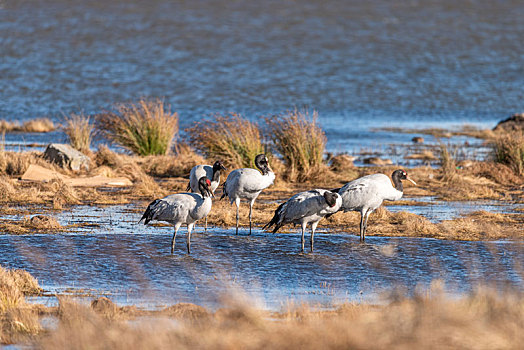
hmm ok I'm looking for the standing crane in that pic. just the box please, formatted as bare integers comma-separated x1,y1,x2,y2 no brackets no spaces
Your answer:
263,189,342,252
221,154,275,234
139,176,213,254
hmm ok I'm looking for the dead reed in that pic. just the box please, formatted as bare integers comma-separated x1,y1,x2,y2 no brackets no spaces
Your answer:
34,286,524,349
266,109,327,182
0,265,42,344
63,113,94,154
493,131,524,176
438,142,457,181
187,113,266,169
0,118,55,133
96,99,179,156
0,151,57,176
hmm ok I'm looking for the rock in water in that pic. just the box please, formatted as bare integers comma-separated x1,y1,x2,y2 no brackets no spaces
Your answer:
44,143,90,171
493,113,524,132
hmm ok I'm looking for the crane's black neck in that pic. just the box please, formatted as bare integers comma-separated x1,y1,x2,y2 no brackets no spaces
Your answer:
211,164,221,182
392,171,403,192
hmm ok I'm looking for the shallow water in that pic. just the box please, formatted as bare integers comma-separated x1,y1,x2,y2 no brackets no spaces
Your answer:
1,0,523,154
387,196,524,223
1,204,522,310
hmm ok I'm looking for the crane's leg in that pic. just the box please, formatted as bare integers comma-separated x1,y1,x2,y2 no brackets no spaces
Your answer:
362,209,371,241
310,221,319,252
171,223,182,254
187,223,194,254
359,209,372,242
359,211,365,242
301,222,307,252
205,216,208,233
248,199,255,235
235,198,240,235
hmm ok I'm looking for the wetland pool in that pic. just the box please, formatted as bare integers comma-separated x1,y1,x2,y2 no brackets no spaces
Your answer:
0,204,522,310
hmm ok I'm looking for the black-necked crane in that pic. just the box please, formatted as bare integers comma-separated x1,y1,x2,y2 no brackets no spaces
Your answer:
263,189,342,252
335,169,416,241
221,154,275,235
139,176,213,254
186,160,226,231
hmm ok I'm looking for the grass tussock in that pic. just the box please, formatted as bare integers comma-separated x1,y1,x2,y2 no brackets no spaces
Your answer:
187,113,266,169
63,113,94,154
93,146,166,199
138,144,205,178
0,214,64,235
34,286,524,349
493,131,524,176
0,118,55,133
0,265,42,344
0,151,60,177
438,142,458,181
266,109,327,182
97,99,179,156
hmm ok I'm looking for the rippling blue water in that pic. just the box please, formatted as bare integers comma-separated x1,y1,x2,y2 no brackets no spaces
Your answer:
0,205,522,309
1,1,523,308
1,0,523,140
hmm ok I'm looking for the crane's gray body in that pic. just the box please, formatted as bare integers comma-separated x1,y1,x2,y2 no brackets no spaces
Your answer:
339,173,402,214
273,189,342,227
140,188,212,254
144,193,212,225
223,168,275,204
265,189,342,252
222,165,275,234
338,173,405,241
189,165,220,194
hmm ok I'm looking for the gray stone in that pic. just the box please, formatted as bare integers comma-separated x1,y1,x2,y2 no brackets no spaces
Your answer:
44,143,90,171
493,113,524,132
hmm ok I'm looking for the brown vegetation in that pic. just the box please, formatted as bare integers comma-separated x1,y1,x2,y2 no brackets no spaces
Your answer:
31,285,524,349
493,131,524,176
187,113,266,169
63,113,94,154
265,109,327,181
376,125,496,140
96,99,179,156
0,265,42,344
0,118,56,133
1,265,522,348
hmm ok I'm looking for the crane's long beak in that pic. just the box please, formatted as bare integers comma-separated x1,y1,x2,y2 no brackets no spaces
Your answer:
406,176,417,186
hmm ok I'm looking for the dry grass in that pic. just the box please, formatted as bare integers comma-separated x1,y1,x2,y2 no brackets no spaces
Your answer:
0,151,61,177
438,142,458,181
0,214,64,235
96,99,179,156
0,118,56,133
0,265,42,344
1,266,521,348
138,143,205,178
21,118,56,133
30,285,524,349
187,113,266,169
375,125,496,140
266,109,327,182
493,131,524,176
92,146,167,200
63,113,94,154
